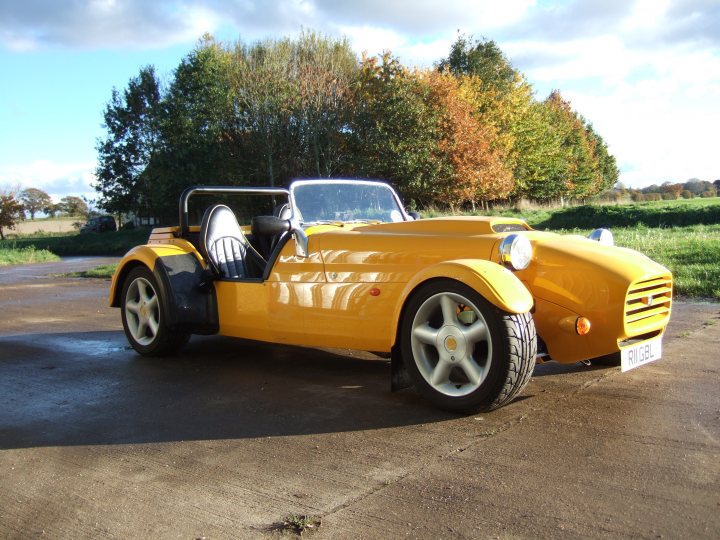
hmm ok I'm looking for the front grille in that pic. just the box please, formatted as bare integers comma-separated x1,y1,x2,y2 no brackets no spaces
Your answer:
624,276,672,334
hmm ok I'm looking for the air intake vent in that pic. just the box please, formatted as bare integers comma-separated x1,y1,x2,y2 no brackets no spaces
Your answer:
624,276,672,334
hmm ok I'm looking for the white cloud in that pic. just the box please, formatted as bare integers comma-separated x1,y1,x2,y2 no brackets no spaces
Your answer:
0,0,221,51
0,162,97,202
1,0,717,189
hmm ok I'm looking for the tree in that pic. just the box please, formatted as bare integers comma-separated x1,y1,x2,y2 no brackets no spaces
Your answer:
683,178,713,195
158,35,235,210
0,191,25,240
18,188,52,220
44,203,60,218
662,182,683,199
228,31,357,186
349,53,445,206
95,65,163,218
438,35,517,95
540,91,615,203
424,71,512,209
59,196,88,217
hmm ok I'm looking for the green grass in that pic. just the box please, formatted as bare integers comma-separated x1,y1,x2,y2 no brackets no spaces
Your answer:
534,198,720,229
423,195,720,229
68,264,118,279
0,229,150,256
0,244,60,266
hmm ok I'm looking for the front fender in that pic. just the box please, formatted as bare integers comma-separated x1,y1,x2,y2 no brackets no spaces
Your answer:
390,259,533,347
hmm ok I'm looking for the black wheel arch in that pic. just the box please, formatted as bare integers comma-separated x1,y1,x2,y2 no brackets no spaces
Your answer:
114,254,219,336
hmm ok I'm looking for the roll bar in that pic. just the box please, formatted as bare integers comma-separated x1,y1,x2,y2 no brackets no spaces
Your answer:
178,185,290,237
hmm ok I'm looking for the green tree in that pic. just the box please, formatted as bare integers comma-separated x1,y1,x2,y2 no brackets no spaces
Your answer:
228,31,357,185
157,35,235,211
0,191,25,240
349,53,445,206
541,91,611,202
59,196,88,217
230,37,304,187
95,65,163,217
438,35,516,95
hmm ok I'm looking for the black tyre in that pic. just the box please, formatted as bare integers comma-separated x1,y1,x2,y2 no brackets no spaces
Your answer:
400,279,536,412
120,266,190,356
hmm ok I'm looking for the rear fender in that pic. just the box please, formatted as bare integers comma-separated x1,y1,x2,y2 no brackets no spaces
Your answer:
110,244,219,335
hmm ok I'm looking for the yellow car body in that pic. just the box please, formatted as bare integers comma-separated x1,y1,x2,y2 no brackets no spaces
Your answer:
110,180,672,411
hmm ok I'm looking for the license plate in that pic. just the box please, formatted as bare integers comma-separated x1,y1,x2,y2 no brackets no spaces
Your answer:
621,336,662,372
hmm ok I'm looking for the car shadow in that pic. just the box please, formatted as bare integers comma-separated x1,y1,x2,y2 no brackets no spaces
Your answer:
531,359,613,377
0,331,459,450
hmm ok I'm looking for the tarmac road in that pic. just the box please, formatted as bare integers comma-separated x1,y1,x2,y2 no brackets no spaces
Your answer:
0,259,718,539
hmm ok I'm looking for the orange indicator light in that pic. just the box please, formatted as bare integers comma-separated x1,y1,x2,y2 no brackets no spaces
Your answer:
576,317,591,335
369,288,381,296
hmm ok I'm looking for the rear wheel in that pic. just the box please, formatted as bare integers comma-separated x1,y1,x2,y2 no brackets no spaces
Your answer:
121,266,190,356
401,279,536,412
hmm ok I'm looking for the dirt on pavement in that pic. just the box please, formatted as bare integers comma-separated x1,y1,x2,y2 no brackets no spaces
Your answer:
0,259,718,539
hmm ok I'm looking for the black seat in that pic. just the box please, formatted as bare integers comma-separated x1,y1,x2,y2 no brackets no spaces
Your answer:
199,204,265,279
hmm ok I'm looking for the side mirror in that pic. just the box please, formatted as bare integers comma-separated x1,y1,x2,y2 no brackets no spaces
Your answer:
294,227,309,258
408,211,421,221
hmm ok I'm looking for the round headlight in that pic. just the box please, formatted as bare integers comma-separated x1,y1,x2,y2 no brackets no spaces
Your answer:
589,228,614,246
499,234,532,271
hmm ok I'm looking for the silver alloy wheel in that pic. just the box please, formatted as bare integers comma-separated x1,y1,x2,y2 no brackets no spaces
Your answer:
410,292,492,397
124,276,160,346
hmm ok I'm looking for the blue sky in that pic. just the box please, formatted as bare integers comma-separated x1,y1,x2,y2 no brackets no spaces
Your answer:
1,0,718,201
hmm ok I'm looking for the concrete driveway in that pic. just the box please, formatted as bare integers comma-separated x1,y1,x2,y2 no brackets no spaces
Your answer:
0,259,718,539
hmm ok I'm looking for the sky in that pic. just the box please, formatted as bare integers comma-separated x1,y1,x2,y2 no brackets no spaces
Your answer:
1,0,718,202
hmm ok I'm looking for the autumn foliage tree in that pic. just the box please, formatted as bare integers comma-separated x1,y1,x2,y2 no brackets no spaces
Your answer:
0,191,25,240
425,72,512,209
18,188,52,220
95,31,620,216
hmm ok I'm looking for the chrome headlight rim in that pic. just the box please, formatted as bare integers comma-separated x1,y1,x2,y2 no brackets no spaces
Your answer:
499,233,533,271
589,228,614,246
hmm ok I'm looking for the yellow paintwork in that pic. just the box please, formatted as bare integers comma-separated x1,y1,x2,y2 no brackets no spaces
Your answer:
110,215,672,363
489,231,672,362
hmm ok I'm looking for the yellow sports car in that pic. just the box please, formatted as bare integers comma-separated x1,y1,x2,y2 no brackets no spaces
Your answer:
109,179,672,411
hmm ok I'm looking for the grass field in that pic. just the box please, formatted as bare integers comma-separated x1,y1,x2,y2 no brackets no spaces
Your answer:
2,198,718,299
0,244,60,266
0,228,150,256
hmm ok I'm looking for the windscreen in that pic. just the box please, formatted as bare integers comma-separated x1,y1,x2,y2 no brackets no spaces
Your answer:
291,181,405,224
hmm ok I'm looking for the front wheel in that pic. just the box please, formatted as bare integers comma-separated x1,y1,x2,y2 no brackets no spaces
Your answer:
121,266,190,356
401,279,536,412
